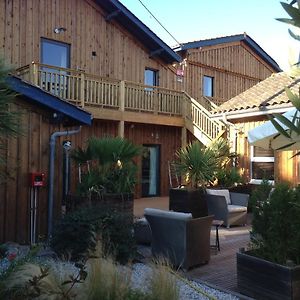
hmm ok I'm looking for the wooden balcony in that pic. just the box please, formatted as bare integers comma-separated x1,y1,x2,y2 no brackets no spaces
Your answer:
14,62,224,144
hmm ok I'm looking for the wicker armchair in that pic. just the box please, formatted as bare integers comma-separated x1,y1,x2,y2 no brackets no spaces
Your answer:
144,208,213,270
205,189,249,228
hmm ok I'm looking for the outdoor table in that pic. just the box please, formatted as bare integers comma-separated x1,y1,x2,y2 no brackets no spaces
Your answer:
211,219,224,251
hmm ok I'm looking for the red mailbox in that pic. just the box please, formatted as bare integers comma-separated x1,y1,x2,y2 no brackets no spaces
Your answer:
29,172,46,187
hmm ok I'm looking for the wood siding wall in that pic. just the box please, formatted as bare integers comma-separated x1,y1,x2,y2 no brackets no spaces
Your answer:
182,42,276,104
233,118,299,186
0,0,179,89
0,98,183,243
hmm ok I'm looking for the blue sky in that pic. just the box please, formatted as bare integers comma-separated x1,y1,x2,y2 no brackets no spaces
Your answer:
120,0,299,71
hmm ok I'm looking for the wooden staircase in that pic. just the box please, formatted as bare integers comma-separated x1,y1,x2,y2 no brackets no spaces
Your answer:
14,62,227,146
183,93,225,145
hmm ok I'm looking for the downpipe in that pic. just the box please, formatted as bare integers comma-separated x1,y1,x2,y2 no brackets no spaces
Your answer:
47,126,81,239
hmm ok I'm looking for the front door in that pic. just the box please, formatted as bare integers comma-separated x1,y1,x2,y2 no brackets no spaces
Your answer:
142,145,160,197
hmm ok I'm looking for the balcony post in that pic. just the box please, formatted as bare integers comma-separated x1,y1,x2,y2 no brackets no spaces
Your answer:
30,62,38,86
80,73,85,108
118,81,125,138
154,89,159,115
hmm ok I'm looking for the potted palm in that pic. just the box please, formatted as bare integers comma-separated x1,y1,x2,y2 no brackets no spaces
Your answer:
71,136,141,214
169,140,219,217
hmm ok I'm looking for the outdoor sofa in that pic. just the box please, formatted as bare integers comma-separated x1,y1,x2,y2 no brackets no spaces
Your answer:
144,208,213,270
205,189,249,228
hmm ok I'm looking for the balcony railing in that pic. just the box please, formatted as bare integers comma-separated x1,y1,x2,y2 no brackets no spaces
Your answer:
14,62,224,143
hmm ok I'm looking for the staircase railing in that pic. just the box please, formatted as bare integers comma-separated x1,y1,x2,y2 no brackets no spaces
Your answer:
183,93,224,142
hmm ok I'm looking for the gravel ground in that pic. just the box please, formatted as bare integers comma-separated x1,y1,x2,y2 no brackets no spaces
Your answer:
0,243,240,300
131,263,240,300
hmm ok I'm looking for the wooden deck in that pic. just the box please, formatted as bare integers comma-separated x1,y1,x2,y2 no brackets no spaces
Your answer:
134,197,252,298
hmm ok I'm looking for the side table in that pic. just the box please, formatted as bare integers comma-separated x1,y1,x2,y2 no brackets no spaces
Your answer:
211,219,224,251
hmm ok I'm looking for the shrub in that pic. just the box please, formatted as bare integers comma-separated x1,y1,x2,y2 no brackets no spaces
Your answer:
215,167,243,188
250,182,300,265
51,206,136,264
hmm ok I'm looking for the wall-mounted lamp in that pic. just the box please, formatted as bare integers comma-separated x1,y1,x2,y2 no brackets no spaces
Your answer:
54,27,67,34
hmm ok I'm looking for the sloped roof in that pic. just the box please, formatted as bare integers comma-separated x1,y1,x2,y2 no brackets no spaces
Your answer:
212,72,300,116
174,33,281,72
8,76,92,126
95,0,181,64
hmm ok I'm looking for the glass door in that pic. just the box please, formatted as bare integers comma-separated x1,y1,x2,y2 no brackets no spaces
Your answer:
142,145,160,197
40,38,70,95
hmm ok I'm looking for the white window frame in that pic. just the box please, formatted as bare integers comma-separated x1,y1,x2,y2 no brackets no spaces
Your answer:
249,146,275,185
203,75,214,97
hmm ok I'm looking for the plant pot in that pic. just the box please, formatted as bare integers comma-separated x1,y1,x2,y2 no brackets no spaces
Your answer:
169,188,208,218
237,250,300,300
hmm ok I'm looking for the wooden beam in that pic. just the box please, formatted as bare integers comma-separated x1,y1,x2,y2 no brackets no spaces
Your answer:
187,60,261,82
86,106,185,127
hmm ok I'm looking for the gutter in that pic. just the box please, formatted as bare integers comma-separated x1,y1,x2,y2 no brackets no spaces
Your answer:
211,104,294,121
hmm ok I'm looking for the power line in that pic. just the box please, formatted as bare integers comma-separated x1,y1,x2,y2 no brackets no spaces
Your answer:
137,0,181,46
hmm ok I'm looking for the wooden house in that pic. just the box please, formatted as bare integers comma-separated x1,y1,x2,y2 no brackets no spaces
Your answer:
0,0,280,243
174,34,280,108
212,72,299,186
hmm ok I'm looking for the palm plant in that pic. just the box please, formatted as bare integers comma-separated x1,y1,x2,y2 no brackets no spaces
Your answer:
269,1,300,152
71,136,142,196
174,140,218,188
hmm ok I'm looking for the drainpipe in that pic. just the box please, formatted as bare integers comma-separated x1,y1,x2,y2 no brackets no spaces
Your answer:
48,127,81,239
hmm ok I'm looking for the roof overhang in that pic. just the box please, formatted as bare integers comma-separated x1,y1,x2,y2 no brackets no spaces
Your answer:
95,0,181,64
8,76,93,126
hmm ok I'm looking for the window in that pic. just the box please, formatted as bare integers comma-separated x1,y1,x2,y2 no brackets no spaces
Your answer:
250,146,275,184
144,68,158,87
41,38,70,68
203,75,214,97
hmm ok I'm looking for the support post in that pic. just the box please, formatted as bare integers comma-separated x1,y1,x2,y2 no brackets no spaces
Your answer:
181,126,187,149
118,81,125,138
30,62,39,86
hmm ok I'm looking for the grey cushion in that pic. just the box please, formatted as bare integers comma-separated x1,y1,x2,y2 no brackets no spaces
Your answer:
206,189,231,204
228,205,247,213
144,208,192,221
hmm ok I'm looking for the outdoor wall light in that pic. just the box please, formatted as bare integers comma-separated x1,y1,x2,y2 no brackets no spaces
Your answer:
54,27,67,34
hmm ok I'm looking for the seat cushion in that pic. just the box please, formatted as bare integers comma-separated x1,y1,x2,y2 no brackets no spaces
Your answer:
228,205,247,213
144,208,192,221
206,189,231,204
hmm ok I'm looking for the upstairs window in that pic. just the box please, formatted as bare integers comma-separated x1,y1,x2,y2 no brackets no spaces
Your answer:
203,75,214,97
250,146,275,184
144,68,158,87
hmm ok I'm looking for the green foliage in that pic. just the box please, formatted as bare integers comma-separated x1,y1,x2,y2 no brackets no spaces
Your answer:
277,2,300,36
51,206,136,264
72,136,141,195
174,140,218,188
0,59,22,171
174,138,238,188
208,137,237,168
215,167,243,188
0,244,8,258
250,182,300,265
